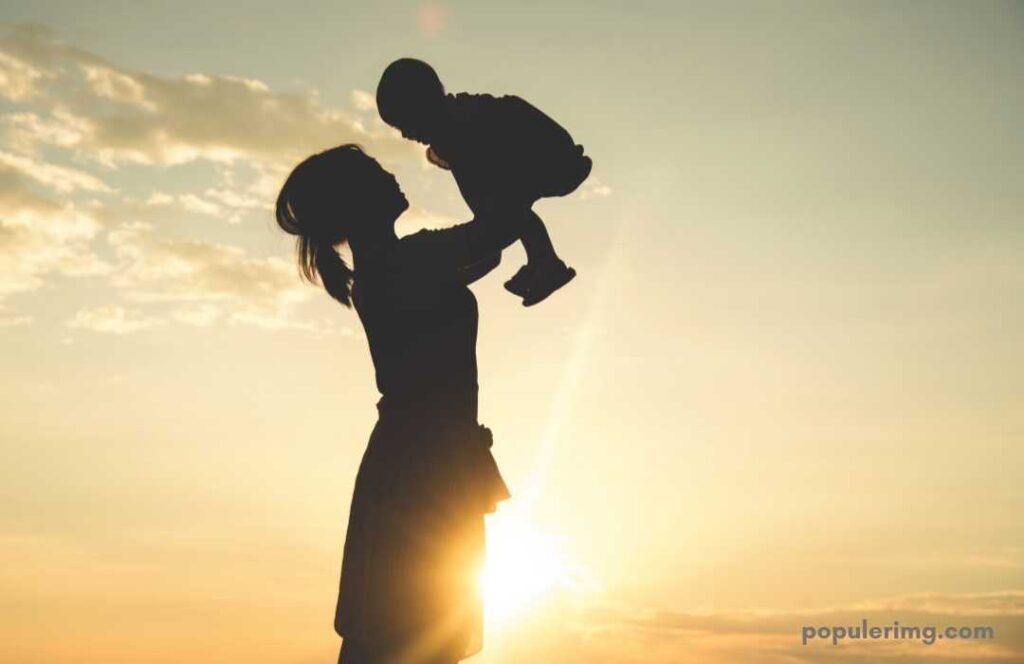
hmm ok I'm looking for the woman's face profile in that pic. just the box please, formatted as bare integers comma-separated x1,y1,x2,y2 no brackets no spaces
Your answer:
374,161,409,217
348,157,408,231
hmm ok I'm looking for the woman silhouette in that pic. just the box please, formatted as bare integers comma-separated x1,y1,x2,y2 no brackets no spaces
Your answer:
276,144,518,664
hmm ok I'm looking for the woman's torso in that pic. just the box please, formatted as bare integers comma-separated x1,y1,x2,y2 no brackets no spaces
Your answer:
352,262,479,424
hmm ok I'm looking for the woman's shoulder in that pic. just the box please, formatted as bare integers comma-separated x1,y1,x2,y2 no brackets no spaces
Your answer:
396,226,472,266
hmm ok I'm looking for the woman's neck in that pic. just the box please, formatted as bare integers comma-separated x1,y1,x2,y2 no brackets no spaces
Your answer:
350,229,398,273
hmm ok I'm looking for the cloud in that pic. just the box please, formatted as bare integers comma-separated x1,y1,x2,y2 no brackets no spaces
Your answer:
0,25,415,168
66,304,162,334
140,186,265,224
579,176,612,200
0,149,110,193
101,222,332,332
0,50,49,101
0,164,108,300
169,303,222,327
0,24,423,330
0,313,32,326
107,222,302,307
81,64,154,111
144,191,222,218
53,223,335,334
351,89,376,113
2,109,90,154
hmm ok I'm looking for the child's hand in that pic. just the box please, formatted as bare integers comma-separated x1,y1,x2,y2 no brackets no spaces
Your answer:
426,146,451,170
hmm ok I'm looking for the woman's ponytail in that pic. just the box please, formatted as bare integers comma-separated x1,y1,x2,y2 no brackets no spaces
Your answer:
309,237,353,307
276,144,366,309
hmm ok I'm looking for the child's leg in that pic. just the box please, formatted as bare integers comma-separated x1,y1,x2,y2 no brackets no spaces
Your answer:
518,208,560,265
504,207,576,305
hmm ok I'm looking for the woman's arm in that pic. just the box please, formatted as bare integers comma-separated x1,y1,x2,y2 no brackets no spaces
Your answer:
456,251,501,285
397,203,528,279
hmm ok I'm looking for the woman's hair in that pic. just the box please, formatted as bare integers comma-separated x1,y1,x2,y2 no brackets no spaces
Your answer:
275,144,369,307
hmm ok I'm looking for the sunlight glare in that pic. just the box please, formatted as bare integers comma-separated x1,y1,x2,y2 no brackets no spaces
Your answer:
480,509,584,625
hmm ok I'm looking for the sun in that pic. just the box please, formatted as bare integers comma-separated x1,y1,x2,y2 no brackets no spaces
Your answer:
478,508,585,625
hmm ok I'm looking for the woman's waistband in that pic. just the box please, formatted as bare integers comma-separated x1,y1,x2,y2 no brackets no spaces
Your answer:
375,392,478,424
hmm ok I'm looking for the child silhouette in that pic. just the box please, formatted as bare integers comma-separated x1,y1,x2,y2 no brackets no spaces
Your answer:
377,58,592,306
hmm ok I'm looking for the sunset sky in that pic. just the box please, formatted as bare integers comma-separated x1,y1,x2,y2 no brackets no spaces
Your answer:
1,2,1022,663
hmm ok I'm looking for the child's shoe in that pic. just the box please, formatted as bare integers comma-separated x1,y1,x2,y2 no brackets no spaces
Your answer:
503,264,535,297
520,260,576,307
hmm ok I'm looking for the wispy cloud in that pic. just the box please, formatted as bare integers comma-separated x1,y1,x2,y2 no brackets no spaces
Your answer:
0,49,50,101
0,149,109,193
0,25,413,168
102,222,318,331
66,304,163,334
0,25,425,330
579,176,612,201
0,163,108,299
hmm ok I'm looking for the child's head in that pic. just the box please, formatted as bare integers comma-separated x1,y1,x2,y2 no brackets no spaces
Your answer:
376,58,445,144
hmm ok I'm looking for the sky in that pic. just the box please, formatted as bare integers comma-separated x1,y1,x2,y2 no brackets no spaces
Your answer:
0,1,1022,663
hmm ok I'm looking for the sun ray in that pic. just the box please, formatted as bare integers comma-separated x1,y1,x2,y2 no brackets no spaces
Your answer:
479,226,622,627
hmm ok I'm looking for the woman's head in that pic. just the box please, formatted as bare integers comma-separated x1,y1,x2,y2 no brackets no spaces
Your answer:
275,144,408,306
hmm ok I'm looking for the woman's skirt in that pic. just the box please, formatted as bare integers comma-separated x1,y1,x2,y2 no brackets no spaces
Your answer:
335,408,511,664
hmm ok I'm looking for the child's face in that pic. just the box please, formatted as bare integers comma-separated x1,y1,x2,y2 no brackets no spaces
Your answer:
392,113,435,145
397,120,430,144
388,96,444,145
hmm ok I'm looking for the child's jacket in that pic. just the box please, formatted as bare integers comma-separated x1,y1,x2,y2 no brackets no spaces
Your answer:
429,92,590,213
